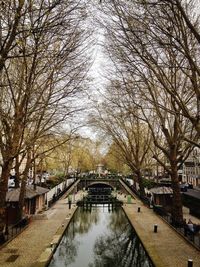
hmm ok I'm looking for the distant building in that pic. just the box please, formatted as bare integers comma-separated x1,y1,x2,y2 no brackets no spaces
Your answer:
182,148,200,187
96,164,104,176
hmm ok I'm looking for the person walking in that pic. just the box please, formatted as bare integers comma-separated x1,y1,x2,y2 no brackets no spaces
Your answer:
68,194,72,209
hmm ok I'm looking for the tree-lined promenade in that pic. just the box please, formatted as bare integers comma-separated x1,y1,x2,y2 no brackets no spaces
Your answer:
90,0,200,226
0,0,200,249
0,182,200,267
0,0,92,241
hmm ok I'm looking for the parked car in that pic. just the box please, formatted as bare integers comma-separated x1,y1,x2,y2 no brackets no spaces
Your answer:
179,184,188,192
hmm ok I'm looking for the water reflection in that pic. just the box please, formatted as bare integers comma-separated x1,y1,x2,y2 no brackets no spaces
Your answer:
48,206,154,267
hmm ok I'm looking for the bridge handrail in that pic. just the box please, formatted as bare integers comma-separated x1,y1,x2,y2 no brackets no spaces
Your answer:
85,195,114,199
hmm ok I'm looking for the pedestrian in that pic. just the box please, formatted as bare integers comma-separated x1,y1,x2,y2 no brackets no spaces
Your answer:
68,194,72,209
187,218,195,233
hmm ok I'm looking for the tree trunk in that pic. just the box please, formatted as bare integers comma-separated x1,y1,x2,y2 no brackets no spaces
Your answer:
14,155,20,188
136,170,145,198
170,161,183,225
18,151,31,221
18,177,27,221
0,160,13,242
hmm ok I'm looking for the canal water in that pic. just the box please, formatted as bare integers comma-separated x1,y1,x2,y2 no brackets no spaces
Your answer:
48,206,154,267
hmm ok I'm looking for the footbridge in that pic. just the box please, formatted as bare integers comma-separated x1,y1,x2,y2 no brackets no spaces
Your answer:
77,177,135,196
73,177,135,208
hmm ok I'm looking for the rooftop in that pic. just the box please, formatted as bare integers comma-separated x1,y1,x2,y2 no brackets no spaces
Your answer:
150,186,173,195
6,185,49,202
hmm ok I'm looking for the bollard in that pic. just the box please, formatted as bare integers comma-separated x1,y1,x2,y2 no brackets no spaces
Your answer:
188,259,193,267
137,207,141,212
154,224,158,233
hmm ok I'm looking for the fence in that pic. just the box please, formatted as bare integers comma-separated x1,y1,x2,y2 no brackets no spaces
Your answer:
2,216,30,244
153,205,200,249
0,179,77,246
47,178,76,207
122,178,200,249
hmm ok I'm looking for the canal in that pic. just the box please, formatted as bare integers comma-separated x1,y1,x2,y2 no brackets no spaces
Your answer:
48,205,154,267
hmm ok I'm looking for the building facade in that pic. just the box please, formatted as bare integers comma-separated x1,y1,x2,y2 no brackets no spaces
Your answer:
182,148,200,187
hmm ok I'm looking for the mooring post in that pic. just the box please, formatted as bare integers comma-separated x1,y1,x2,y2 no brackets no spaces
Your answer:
154,224,158,233
188,259,193,267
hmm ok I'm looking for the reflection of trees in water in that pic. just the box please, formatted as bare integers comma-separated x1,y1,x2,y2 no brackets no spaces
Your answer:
108,207,128,231
68,207,100,235
91,209,154,267
49,235,78,267
49,207,154,267
50,208,101,266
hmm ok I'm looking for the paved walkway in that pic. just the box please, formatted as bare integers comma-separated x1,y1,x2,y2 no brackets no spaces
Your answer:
0,189,84,267
117,185,200,267
1,181,200,267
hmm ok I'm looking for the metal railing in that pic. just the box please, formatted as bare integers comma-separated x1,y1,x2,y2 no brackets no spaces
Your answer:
85,195,114,203
47,179,78,207
2,216,30,244
121,178,150,205
153,206,200,249
122,178,200,249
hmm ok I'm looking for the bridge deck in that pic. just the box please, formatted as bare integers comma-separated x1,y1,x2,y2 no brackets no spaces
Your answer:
78,201,122,205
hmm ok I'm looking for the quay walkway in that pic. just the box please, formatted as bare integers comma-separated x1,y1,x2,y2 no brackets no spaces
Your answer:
122,200,200,267
0,181,200,267
0,187,83,267
118,181,200,267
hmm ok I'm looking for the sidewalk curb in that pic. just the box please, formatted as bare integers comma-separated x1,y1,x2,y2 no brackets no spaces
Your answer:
31,206,77,267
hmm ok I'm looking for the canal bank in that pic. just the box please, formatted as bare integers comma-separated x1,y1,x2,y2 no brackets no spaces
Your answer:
1,181,200,267
32,206,77,267
122,200,200,267
0,186,83,267
119,179,200,266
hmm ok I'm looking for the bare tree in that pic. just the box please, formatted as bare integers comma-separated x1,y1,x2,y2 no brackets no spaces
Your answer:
0,0,25,72
91,82,153,198
110,0,200,143
0,0,91,240
139,0,200,142
97,0,199,224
